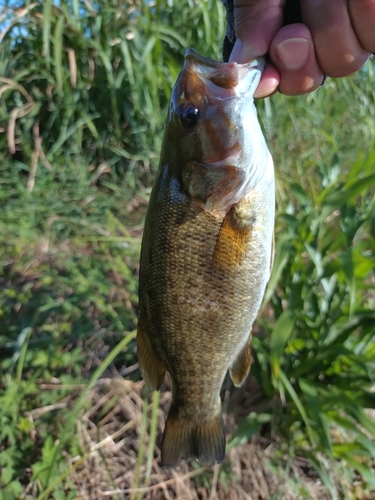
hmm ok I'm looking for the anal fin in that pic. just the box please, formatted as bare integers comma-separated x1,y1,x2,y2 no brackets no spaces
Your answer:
229,332,252,387
161,402,226,467
136,315,166,390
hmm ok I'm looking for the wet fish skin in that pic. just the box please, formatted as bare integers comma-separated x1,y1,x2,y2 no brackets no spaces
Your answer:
137,48,275,467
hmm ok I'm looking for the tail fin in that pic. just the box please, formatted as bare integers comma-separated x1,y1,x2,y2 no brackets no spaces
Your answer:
161,404,226,467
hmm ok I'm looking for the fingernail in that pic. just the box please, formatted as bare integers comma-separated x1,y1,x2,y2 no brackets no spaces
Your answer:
274,38,310,70
254,86,278,99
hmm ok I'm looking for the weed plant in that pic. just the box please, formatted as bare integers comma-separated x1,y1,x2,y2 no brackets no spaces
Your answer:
1,0,375,498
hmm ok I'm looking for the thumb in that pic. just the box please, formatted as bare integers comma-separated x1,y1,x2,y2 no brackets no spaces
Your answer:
229,0,285,63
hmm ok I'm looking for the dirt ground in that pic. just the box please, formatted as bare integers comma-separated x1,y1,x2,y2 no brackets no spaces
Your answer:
68,376,332,500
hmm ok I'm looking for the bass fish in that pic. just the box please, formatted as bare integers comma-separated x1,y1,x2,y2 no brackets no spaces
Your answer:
137,48,274,467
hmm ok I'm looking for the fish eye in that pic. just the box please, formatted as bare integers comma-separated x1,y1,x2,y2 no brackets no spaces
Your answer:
179,104,200,128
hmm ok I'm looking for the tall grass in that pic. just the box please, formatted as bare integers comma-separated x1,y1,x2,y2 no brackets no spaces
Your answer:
0,1,226,497
1,0,375,498
1,0,224,175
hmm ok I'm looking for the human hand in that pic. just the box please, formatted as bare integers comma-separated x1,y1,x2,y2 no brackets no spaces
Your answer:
228,0,375,97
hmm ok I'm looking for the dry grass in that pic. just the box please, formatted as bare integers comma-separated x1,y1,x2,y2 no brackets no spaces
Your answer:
67,378,330,500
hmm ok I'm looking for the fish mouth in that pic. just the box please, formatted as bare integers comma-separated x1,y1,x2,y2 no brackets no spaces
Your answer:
184,48,265,96
185,48,265,71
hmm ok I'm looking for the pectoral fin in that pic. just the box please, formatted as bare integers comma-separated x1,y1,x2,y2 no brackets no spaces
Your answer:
229,332,252,387
213,203,253,270
136,315,166,390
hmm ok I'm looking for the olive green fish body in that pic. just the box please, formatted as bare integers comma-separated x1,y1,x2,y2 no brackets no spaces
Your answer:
137,49,274,466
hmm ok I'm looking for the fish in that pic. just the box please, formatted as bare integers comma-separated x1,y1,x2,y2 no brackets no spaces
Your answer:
136,48,275,467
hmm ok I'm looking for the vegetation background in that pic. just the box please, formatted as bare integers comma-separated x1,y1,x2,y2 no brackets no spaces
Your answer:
1,0,375,498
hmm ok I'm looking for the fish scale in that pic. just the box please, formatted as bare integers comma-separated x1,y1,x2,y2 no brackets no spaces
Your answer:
137,49,275,466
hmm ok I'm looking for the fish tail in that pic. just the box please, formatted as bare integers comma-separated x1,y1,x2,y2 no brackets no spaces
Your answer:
161,403,226,467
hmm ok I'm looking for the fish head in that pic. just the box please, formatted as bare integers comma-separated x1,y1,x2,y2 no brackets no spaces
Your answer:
162,49,270,211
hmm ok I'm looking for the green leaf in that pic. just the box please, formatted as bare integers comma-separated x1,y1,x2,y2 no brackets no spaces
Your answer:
228,413,272,450
279,370,316,446
53,14,65,90
306,452,339,500
320,173,375,208
341,455,375,489
263,233,292,305
299,379,332,453
42,0,53,69
270,311,296,379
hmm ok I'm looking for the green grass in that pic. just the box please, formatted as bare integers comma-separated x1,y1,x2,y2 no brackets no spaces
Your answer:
1,0,375,498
